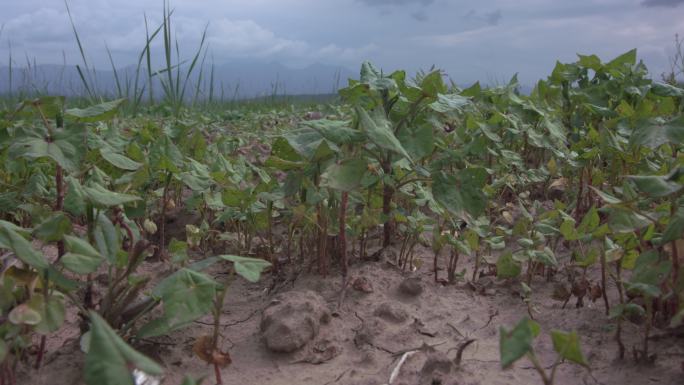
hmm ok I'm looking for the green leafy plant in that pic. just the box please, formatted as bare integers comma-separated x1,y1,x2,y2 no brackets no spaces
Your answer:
500,317,589,385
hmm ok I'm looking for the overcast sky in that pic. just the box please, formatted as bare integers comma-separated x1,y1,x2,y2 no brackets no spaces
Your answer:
1,0,683,85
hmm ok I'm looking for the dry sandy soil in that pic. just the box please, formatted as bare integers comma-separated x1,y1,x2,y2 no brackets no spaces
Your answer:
18,242,684,385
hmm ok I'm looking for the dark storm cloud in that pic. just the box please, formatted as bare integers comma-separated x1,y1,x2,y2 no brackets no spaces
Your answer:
641,0,684,6
0,0,680,87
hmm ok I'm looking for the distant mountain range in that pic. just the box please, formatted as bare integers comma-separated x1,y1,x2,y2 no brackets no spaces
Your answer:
0,60,357,100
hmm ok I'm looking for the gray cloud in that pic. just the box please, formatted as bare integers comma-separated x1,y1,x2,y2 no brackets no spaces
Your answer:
642,0,684,7
0,0,679,88
463,9,502,26
358,0,434,7
485,10,502,26
411,10,428,22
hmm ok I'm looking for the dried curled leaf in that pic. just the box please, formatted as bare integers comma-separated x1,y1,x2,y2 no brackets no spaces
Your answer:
352,277,373,293
193,335,232,367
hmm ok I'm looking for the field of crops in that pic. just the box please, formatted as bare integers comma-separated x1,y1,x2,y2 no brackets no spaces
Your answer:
1,47,684,385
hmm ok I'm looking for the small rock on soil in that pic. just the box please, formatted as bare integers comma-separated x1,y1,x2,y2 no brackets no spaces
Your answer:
260,290,331,353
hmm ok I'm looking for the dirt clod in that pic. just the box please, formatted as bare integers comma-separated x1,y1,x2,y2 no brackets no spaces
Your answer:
398,277,423,296
374,301,409,324
260,290,331,353
420,350,453,377
353,276,374,293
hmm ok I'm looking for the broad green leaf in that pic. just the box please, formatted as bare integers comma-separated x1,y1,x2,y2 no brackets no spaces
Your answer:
356,106,412,162
21,96,65,118
33,212,72,242
321,159,368,191
651,82,684,97
429,93,470,113
577,207,599,234
28,294,66,334
631,117,684,149
497,252,521,279
533,248,558,267
609,303,645,319
628,175,682,198
534,222,558,235
420,70,446,97
550,330,588,367
630,250,672,287
589,187,622,204
397,123,434,160
62,235,104,274
432,169,487,218
499,317,539,369
606,49,636,73
9,303,41,325
180,376,205,385
180,172,213,191
662,208,684,244
100,149,142,171
577,54,602,71
265,156,305,171
85,312,163,385
40,265,77,292
305,119,364,146
169,238,189,264
479,123,502,142
283,128,338,161
65,99,126,122
517,238,534,248
219,255,271,283
61,252,103,275
83,184,141,207
560,219,578,241
10,137,78,173
0,220,30,239
138,269,219,338
149,136,184,173
271,137,302,162
64,177,87,215
606,206,651,233
0,225,48,270
93,214,121,265
575,247,599,268
360,61,381,83
64,234,102,259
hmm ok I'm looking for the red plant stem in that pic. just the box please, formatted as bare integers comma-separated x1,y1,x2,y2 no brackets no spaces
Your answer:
382,157,393,248
316,203,324,275
213,362,222,385
339,192,348,278
33,100,64,369
157,172,172,258
671,147,680,280
575,167,584,221
672,222,680,289
34,336,46,370
382,195,393,247
600,246,610,316
114,208,135,250
433,248,439,283
55,165,66,260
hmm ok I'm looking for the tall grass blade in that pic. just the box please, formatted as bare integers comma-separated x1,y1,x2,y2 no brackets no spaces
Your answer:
65,0,96,99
